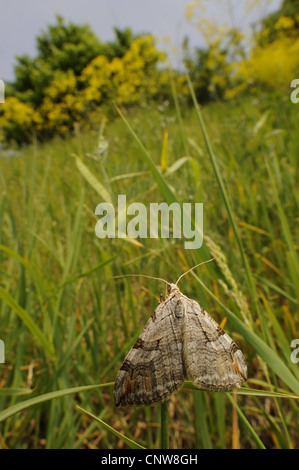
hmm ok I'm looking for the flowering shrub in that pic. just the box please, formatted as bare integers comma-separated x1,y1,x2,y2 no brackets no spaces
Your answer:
0,97,41,144
38,71,87,137
235,37,299,93
0,35,182,145
80,35,167,106
185,1,299,99
228,16,299,97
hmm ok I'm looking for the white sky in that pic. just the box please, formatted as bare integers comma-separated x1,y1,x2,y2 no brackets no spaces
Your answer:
0,0,282,82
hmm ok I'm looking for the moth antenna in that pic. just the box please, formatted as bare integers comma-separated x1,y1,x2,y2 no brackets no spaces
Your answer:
175,258,215,286
113,274,171,287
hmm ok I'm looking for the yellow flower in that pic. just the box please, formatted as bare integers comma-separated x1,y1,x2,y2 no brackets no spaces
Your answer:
0,97,35,125
236,37,299,91
274,16,295,31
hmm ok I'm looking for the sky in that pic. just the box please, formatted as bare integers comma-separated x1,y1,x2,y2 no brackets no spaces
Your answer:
0,0,282,82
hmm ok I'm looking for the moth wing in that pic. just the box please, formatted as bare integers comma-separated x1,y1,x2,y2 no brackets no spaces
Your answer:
182,297,247,391
114,295,185,406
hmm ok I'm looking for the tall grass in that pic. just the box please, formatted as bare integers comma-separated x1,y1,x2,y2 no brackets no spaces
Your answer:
0,87,298,448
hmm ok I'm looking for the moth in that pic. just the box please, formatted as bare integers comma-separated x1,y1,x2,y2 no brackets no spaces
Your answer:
113,261,248,407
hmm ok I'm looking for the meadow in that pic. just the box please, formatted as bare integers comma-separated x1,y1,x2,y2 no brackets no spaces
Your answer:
0,84,298,449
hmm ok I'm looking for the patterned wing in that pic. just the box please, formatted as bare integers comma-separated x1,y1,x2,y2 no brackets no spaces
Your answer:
113,294,185,406
182,296,247,391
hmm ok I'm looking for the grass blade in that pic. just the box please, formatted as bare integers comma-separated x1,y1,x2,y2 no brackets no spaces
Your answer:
115,104,178,205
0,388,32,396
192,273,299,396
160,127,169,173
0,383,113,423
0,286,55,359
75,156,113,203
160,401,169,449
225,392,266,449
115,104,211,261
76,406,146,449
253,274,297,304
186,75,257,305
183,382,299,399
194,390,212,448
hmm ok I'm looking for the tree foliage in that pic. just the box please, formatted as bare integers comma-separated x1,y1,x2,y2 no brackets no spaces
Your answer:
12,16,103,107
228,0,299,96
0,17,181,145
183,28,244,102
257,0,299,45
